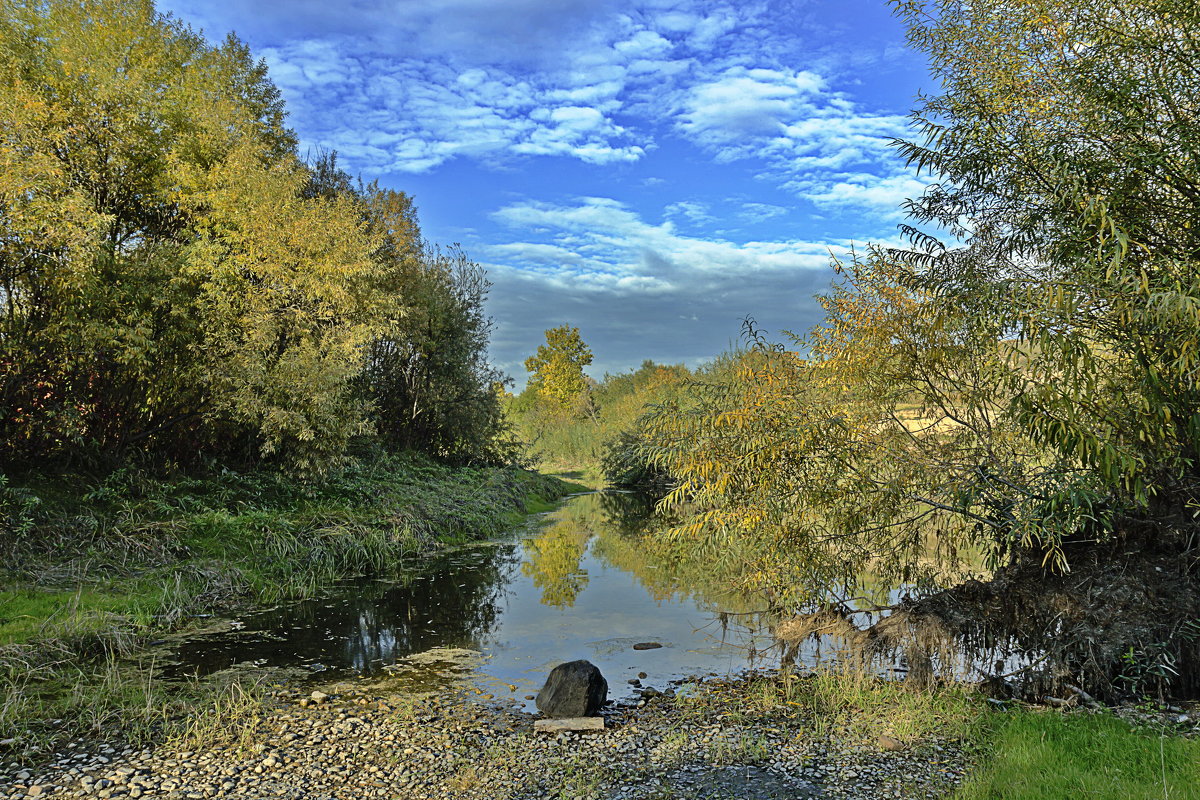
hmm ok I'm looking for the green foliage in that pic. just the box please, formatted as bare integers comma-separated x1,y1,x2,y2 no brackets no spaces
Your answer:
0,0,373,470
890,0,1200,541
639,0,1200,610
599,427,673,494
358,239,514,465
523,325,594,414
0,473,40,539
508,358,694,478
0,1,512,474
1116,620,1200,701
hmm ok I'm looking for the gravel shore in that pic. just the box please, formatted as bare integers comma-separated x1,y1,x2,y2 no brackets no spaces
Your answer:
0,677,973,800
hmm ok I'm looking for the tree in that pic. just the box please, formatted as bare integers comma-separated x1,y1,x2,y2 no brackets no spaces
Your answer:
0,1,518,473
303,156,516,465
888,0,1200,557
641,0,1200,696
524,325,594,413
0,0,387,471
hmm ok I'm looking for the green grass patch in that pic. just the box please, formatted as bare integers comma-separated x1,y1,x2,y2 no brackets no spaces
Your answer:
797,667,981,743
0,588,144,645
955,710,1200,800
2,452,573,646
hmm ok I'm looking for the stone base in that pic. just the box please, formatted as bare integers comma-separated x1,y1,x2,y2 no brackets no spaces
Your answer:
533,717,605,733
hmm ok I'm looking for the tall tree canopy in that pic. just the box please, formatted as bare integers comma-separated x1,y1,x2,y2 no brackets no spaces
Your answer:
0,0,510,472
524,325,594,414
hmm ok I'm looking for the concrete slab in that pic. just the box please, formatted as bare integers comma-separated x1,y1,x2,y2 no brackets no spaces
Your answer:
533,717,605,733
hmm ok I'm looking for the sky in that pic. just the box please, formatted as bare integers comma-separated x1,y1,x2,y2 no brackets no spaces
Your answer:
156,0,934,384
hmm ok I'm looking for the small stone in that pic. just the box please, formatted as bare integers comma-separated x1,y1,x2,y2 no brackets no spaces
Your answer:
310,691,329,703
27,786,44,797
878,735,905,752
632,642,662,650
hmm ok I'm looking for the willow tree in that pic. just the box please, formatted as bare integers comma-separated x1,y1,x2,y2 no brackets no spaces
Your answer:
641,0,1200,695
649,0,1200,583
889,0,1200,555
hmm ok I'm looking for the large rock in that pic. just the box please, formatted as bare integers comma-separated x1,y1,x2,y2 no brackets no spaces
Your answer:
535,660,608,718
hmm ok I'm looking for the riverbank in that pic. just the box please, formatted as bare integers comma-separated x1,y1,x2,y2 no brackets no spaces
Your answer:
2,670,1196,800
0,672,980,800
0,455,578,753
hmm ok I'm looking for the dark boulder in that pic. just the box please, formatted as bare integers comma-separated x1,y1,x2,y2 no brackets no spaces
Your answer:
536,660,608,718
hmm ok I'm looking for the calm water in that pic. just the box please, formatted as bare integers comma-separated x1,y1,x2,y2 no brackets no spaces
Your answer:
165,492,786,709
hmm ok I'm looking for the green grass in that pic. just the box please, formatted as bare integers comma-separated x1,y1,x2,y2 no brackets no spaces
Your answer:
796,666,981,743
0,588,149,645
0,452,574,752
954,710,1200,800
2,452,572,642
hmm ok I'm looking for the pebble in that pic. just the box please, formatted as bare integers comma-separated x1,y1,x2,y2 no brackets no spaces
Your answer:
0,680,974,800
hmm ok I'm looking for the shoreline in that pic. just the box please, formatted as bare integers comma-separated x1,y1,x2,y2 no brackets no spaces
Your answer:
0,673,977,800
0,457,578,757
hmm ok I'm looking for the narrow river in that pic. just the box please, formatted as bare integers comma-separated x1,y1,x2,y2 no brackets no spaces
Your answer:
162,492,789,710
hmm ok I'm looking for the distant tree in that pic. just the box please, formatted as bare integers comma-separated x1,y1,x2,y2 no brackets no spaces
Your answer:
524,325,594,414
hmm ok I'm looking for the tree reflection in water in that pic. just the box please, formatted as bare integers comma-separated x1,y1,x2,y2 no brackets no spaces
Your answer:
170,544,520,678
170,492,789,689
520,514,591,607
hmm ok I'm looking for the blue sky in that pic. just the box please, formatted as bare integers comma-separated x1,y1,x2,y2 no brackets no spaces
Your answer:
157,0,933,383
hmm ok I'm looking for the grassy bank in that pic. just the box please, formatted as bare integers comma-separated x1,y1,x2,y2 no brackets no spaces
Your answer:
954,708,1200,800
0,454,575,752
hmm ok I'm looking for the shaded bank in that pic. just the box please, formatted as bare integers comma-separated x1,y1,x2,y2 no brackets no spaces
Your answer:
779,531,1200,702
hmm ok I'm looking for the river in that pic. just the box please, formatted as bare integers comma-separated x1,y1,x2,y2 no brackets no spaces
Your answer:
161,492,794,710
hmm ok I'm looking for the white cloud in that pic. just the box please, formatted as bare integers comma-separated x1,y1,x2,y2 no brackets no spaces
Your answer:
680,67,827,141
490,196,841,290
803,173,929,215
739,202,789,223
665,200,716,225
484,196,845,377
669,65,918,215
169,0,921,212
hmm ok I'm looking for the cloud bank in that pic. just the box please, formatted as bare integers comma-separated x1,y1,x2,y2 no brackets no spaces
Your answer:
167,0,920,213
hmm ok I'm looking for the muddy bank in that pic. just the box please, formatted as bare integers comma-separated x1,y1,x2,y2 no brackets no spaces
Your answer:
780,532,1200,702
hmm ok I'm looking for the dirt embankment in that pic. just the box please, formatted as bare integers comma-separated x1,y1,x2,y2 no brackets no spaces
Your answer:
781,531,1200,702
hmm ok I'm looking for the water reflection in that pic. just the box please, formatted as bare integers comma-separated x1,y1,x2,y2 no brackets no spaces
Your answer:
172,545,521,677
520,513,590,608
167,493,783,705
